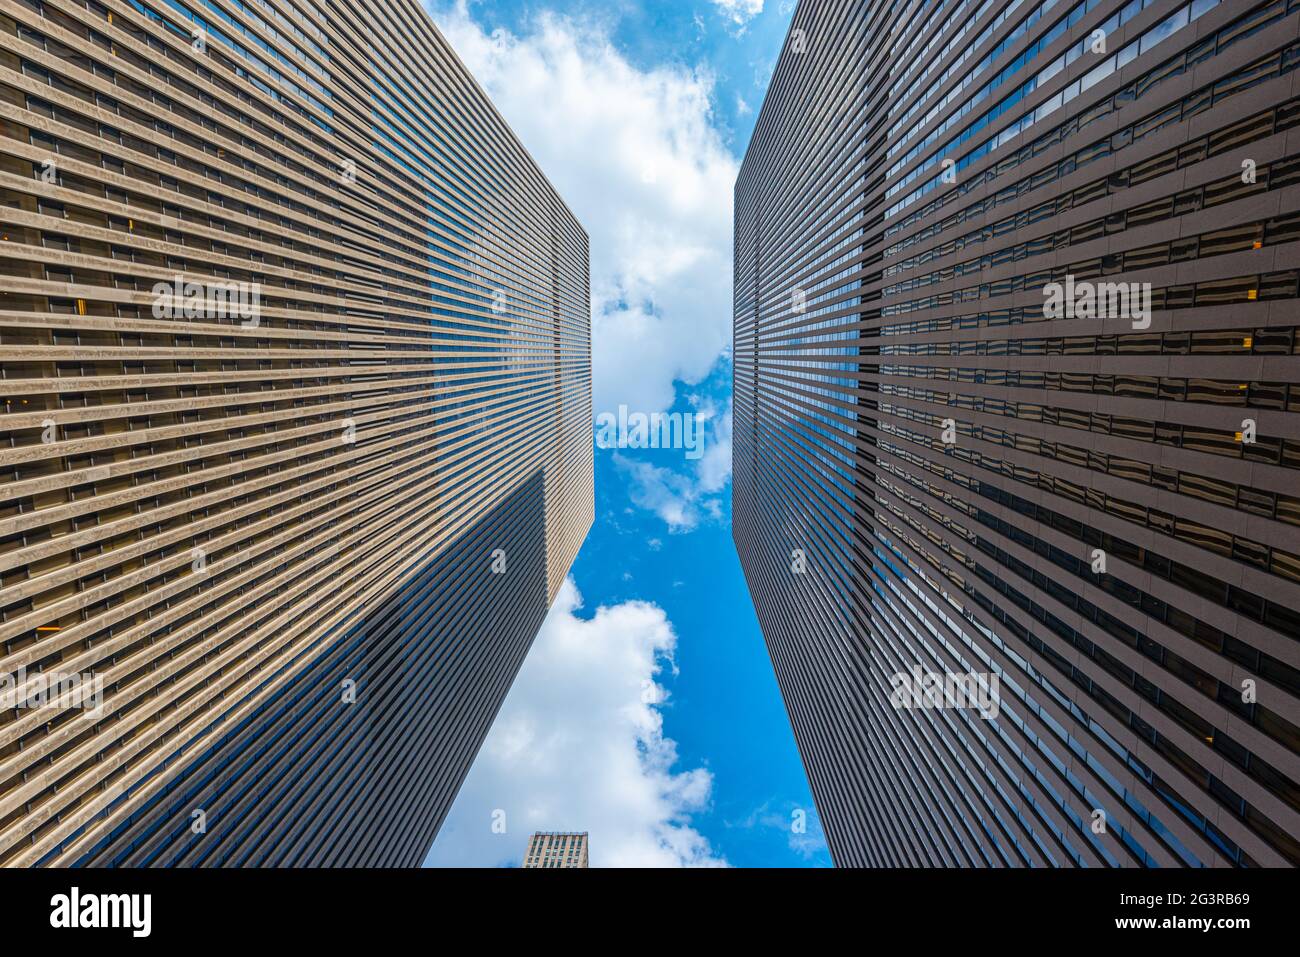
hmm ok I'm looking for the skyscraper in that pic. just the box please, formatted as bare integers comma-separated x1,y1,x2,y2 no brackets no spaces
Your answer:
0,0,592,865
522,831,588,868
735,0,1300,866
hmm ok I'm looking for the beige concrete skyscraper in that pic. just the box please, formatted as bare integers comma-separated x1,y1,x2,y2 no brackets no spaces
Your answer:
522,832,588,868
0,0,592,866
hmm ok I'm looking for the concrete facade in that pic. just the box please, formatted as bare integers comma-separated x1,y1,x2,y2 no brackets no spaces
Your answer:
0,0,592,866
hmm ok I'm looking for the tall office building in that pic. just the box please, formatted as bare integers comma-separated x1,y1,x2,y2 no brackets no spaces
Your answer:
521,831,588,868
735,0,1300,866
0,0,592,866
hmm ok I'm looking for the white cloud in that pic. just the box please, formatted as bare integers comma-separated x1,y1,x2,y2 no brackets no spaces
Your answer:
616,454,705,533
694,395,733,494
613,394,732,532
425,579,726,868
427,2,738,416
712,0,765,27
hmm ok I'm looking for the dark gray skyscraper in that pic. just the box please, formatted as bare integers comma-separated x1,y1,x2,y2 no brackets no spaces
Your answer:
735,0,1300,866
522,831,589,868
0,0,591,865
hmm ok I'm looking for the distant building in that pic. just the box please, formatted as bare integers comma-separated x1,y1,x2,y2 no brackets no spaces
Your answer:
735,0,1300,867
523,832,589,868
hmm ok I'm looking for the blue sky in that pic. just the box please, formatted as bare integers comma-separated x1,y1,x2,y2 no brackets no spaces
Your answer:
422,0,830,867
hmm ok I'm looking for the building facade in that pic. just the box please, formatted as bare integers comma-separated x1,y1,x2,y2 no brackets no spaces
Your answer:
735,0,1300,866
522,831,588,868
0,0,592,865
